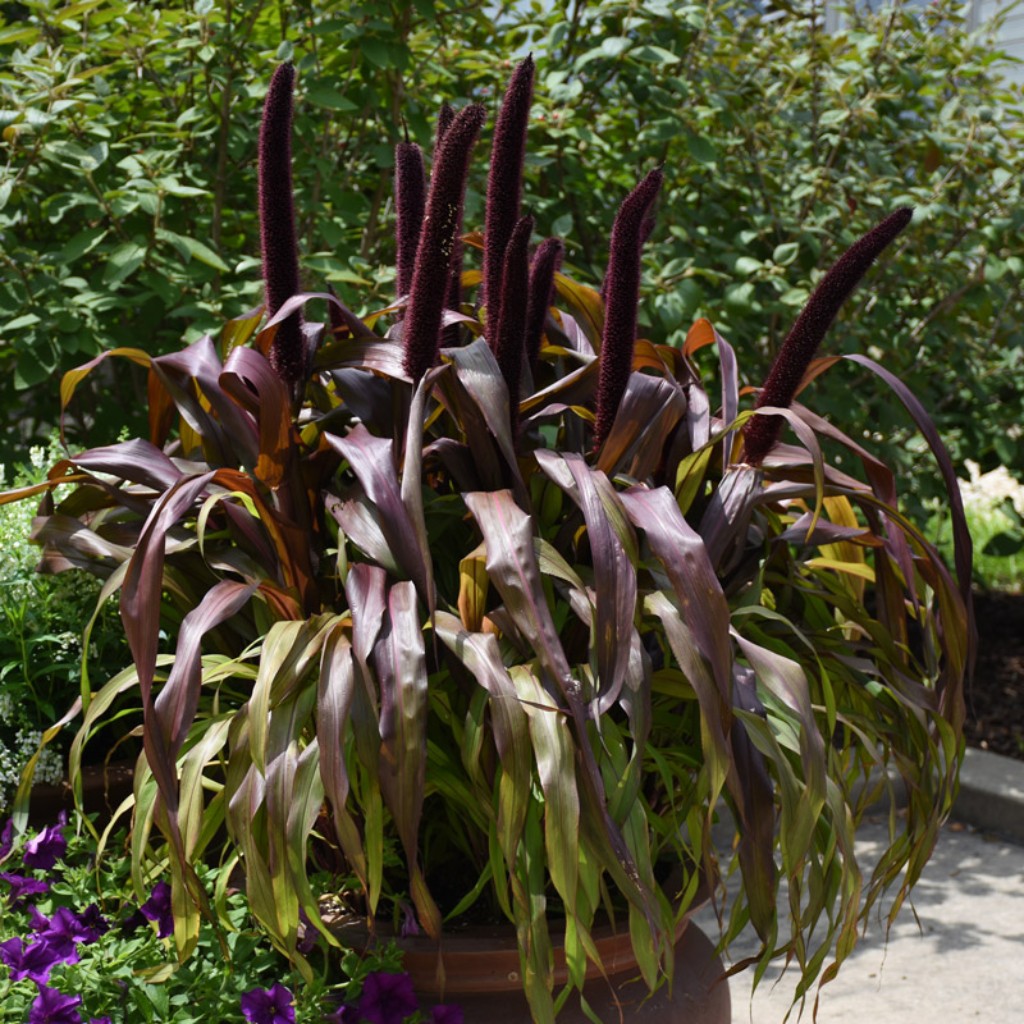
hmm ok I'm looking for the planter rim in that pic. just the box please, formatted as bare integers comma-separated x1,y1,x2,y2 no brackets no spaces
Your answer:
321,893,704,995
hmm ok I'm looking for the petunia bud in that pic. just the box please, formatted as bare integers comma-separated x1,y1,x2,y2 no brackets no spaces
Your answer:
483,56,534,342
402,104,487,383
742,206,914,466
394,141,427,300
593,168,663,448
524,237,563,375
258,63,305,384
493,215,534,440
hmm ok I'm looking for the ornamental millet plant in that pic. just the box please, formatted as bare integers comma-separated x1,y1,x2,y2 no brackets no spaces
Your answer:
1,60,973,1024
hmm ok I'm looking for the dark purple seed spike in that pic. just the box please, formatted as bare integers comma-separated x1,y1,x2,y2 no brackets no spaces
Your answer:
402,103,487,384
742,206,914,467
493,215,534,440
435,104,464,345
593,168,663,449
524,237,563,375
258,62,305,385
394,141,426,300
436,102,455,151
483,55,534,344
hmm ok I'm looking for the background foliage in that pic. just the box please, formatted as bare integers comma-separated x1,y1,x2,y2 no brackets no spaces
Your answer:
1,0,1021,496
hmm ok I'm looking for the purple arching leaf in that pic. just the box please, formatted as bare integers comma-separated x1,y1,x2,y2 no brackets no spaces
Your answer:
265,289,375,342
594,373,686,481
713,324,740,467
152,335,254,466
71,439,184,492
443,340,526,499
31,513,134,574
122,472,217,709
325,425,430,602
58,346,152,443
620,486,732,705
401,365,448,623
463,489,573,703
317,627,369,893
317,336,410,379
843,353,973,613
536,451,636,713
220,346,296,491
156,580,258,756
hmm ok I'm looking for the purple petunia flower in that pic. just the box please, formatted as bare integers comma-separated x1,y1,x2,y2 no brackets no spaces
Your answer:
431,1005,464,1024
22,812,68,871
31,904,106,948
139,880,174,938
358,972,419,1024
90,1018,112,1024
240,982,296,1024
0,818,13,861
27,985,83,1024
75,903,110,942
0,934,77,985
1,871,49,905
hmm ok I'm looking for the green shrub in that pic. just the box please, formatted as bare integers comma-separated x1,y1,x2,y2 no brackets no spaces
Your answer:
1,0,1022,505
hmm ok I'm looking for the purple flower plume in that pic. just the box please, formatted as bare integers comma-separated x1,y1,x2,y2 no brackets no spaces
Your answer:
436,102,455,149
741,206,914,467
593,168,663,449
358,972,419,1024
139,879,174,938
492,214,534,440
524,236,563,374
433,101,465,345
402,103,487,383
394,141,427,299
241,983,296,1024
259,62,305,385
23,810,68,871
483,55,534,339
27,984,83,1024
1,871,49,905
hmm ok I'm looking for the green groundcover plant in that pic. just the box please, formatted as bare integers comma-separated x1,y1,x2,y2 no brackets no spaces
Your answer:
0,809,455,1023
0,438,127,814
1,57,972,1023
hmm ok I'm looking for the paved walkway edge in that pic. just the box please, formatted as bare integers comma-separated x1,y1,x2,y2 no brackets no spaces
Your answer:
954,746,1024,842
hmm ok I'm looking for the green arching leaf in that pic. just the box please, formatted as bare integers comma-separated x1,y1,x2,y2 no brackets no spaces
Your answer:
374,580,440,939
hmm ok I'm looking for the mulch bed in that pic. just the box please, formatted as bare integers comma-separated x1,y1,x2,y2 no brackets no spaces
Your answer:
966,590,1024,762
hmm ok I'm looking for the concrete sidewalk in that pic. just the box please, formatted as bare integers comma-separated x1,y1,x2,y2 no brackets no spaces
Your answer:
693,749,1024,1023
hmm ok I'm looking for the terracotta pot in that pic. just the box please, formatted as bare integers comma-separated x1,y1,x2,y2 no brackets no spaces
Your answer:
324,910,730,1023
27,759,134,830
